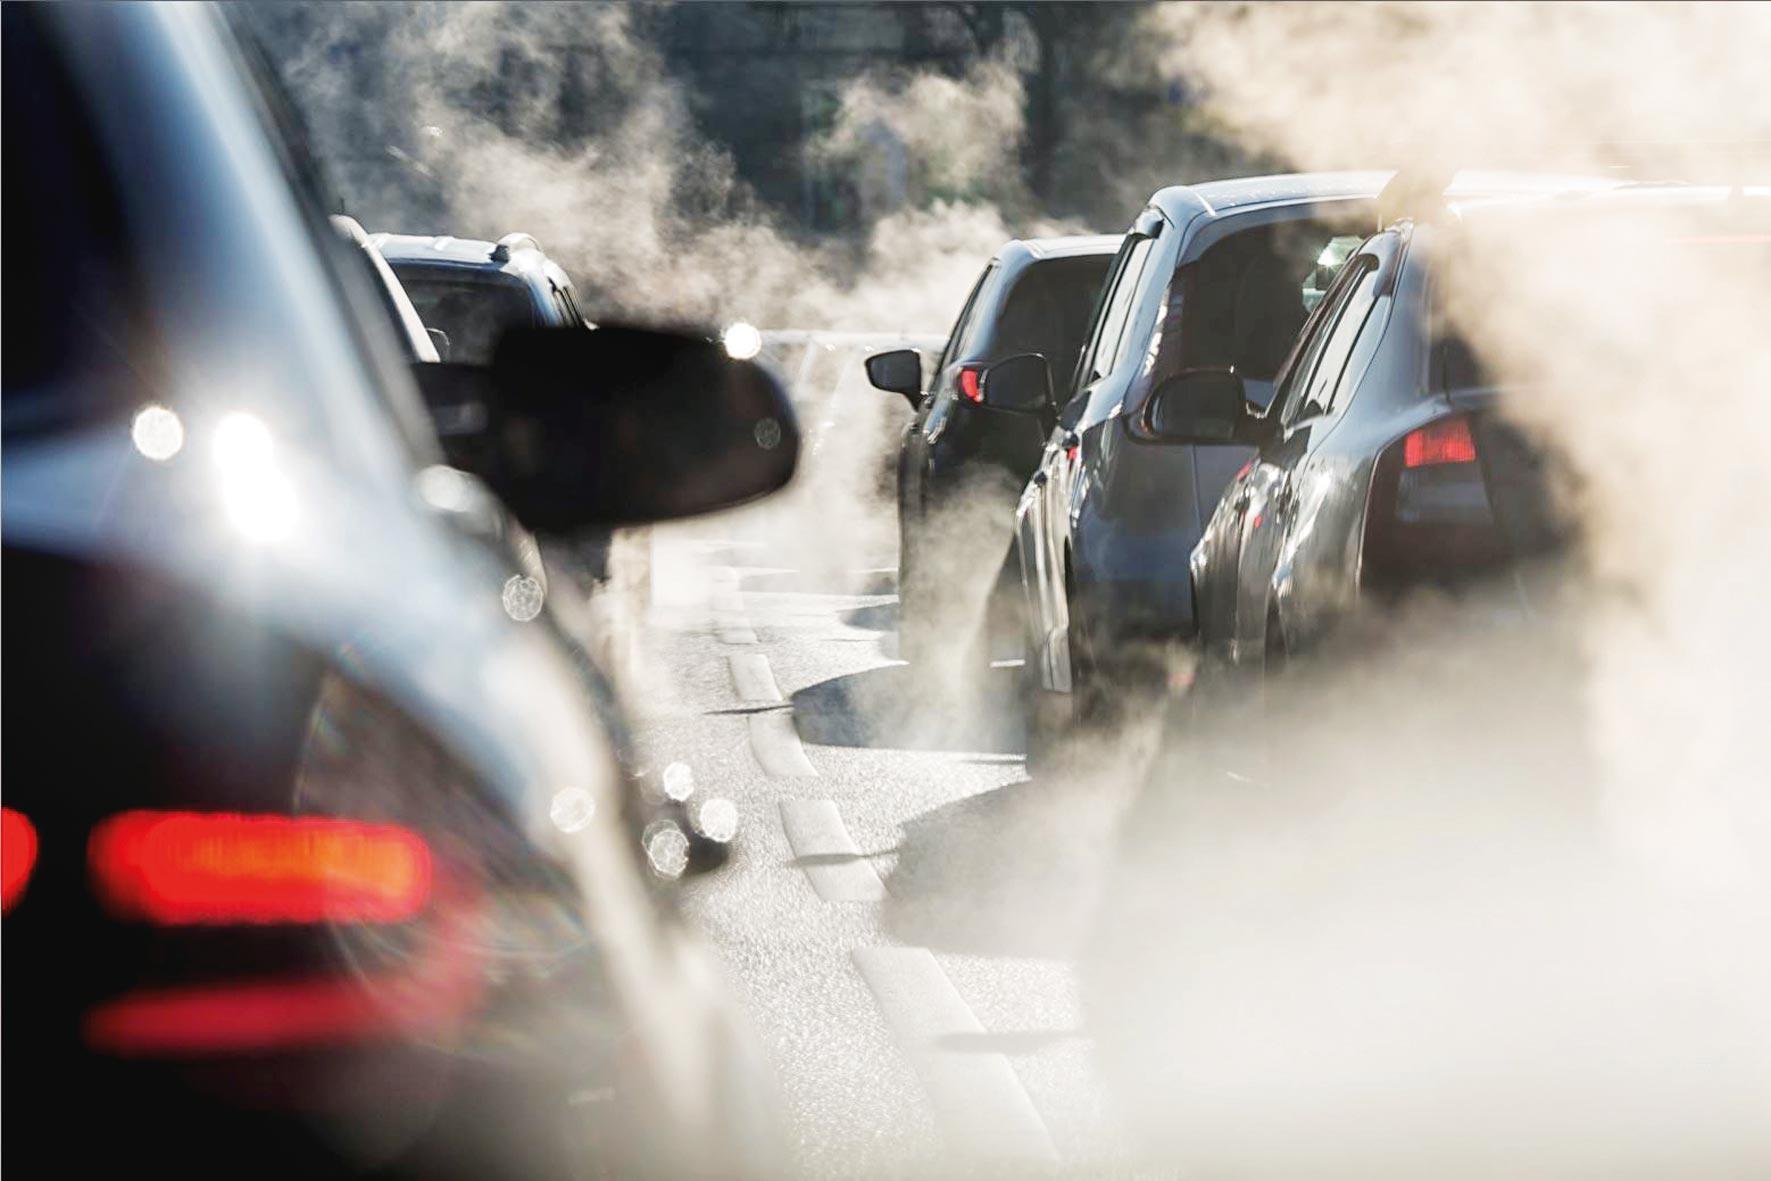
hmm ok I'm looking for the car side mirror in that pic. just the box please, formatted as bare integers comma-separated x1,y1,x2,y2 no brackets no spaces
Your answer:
411,324,798,531
426,327,452,362
1143,369,1251,444
978,353,1053,415
865,349,923,406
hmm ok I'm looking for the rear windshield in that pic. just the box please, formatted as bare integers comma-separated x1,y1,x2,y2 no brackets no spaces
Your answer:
985,255,1113,368
398,271,539,365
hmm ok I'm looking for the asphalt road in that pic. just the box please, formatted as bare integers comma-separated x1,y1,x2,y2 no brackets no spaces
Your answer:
623,496,1160,1178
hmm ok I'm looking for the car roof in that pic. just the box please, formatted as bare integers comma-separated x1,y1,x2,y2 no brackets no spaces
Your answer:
1152,171,1390,223
1011,234,1122,261
368,232,559,285
1447,181,1769,223
1150,169,1628,230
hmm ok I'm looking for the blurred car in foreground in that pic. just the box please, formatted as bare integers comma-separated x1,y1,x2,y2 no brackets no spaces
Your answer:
2,4,791,1175
863,235,1119,665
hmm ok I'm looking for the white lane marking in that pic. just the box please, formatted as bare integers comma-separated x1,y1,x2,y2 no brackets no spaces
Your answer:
711,578,759,644
852,946,1058,1165
748,710,818,778
778,799,884,900
727,653,783,703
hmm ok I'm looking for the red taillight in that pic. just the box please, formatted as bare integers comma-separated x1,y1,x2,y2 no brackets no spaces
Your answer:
958,366,983,403
3,807,39,912
1402,416,1478,468
89,812,431,925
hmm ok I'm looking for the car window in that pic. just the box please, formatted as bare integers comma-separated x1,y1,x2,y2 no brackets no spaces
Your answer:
400,273,539,365
1154,219,1351,403
1290,257,1381,422
1272,252,1373,425
936,263,995,376
1082,235,1156,388
991,255,1114,369
1302,234,1367,312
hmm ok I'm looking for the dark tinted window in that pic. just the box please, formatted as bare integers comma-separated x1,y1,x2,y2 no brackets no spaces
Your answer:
989,255,1114,375
1083,235,1156,388
1272,251,1374,423
400,273,538,364
1172,220,1351,383
937,263,995,375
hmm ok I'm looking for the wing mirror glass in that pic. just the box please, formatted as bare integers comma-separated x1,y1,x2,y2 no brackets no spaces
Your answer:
865,348,923,406
1143,368,1252,444
978,353,1053,415
411,324,798,532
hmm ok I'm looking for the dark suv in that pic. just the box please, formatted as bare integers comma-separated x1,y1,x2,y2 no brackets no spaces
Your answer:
864,235,1118,663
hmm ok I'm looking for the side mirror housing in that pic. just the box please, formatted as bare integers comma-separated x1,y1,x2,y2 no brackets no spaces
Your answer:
1143,368,1252,444
865,349,923,406
412,324,798,532
978,353,1053,415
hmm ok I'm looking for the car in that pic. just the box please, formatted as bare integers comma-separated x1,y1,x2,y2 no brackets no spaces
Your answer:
340,213,735,875
994,174,1383,736
372,229,618,580
1181,177,1771,683
2,4,792,1175
864,235,1119,666
370,230,591,364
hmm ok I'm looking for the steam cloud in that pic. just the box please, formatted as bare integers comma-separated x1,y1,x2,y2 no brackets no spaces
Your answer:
1083,4,1771,1174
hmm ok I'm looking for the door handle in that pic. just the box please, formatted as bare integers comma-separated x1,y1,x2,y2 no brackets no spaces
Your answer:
1231,490,1252,511
1031,470,1049,488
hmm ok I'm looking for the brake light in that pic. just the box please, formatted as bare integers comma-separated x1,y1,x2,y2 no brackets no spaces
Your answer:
959,366,983,403
89,812,431,925
3,807,38,912
1402,416,1478,467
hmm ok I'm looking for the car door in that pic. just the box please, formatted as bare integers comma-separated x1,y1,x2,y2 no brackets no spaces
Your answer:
1231,242,1391,664
1022,228,1158,687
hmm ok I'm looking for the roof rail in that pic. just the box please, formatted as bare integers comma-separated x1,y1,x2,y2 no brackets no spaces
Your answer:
1374,167,1454,232
490,232,542,262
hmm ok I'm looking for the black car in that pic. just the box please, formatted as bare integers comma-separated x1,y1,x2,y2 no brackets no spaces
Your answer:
864,235,1118,664
992,175,1382,730
1180,180,1770,677
2,4,791,1175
